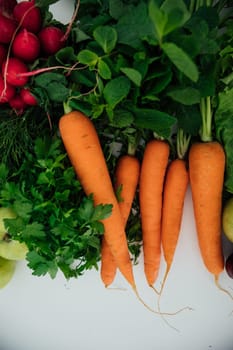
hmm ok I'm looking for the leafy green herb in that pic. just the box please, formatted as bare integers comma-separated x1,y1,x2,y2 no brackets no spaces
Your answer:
0,137,112,279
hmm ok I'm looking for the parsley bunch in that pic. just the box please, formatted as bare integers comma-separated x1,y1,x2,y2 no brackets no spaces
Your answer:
0,137,112,279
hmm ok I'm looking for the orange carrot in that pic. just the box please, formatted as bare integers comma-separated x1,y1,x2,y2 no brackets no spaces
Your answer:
59,111,136,289
161,159,189,286
100,154,140,287
189,141,225,277
139,139,170,287
189,97,231,297
160,129,190,293
115,155,141,226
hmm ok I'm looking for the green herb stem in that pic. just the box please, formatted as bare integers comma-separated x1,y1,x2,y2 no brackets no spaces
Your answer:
177,128,191,160
199,96,212,142
127,142,137,156
63,102,72,115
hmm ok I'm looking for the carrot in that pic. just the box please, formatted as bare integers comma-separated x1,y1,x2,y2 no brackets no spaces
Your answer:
100,236,117,287
189,97,232,298
189,141,225,276
115,155,141,226
139,138,170,287
160,129,190,292
100,153,140,287
59,110,136,289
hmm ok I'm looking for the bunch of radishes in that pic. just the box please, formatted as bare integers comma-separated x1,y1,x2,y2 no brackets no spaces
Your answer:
0,0,66,114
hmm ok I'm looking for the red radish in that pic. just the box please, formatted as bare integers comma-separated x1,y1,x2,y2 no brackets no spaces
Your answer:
2,57,29,87
13,1,42,33
20,87,37,106
9,93,26,113
0,13,17,44
38,26,66,56
0,75,15,103
0,44,7,66
0,0,17,18
12,29,40,62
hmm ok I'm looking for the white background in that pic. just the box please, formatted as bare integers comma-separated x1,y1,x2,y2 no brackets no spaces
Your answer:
1,2,233,350
1,186,233,350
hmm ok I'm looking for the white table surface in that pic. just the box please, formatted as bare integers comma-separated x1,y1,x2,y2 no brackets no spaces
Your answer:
1,186,233,350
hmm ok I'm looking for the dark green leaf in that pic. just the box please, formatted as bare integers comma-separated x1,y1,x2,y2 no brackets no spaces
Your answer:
0,164,9,184
91,203,112,221
27,251,58,278
161,0,190,36
109,0,125,20
55,47,77,65
148,0,166,43
103,76,131,108
116,2,154,49
34,72,67,87
13,200,33,219
162,42,199,82
133,108,177,138
22,222,46,239
3,217,25,237
176,105,201,135
167,87,200,105
111,109,134,128
120,67,142,87
97,59,112,79
46,82,70,102
77,196,95,223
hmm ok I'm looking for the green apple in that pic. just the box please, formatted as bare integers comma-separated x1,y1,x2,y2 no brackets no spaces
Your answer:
0,240,28,260
223,198,233,243
0,207,28,260
0,207,17,240
0,257,16,289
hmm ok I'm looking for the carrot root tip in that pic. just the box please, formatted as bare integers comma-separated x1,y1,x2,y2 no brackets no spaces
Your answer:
214,275,233,301
150,284,160,295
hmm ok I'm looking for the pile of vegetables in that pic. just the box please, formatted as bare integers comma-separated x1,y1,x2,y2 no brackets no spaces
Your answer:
1,0,233,310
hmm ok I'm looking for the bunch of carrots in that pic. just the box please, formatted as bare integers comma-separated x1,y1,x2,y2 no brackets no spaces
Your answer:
59,100,231,309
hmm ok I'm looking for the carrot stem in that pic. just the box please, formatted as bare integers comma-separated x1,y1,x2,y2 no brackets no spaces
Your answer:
200,96,212,142
177,128,191,160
